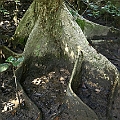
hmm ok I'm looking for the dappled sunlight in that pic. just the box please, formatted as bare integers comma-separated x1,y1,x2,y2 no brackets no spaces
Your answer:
1,0,119,119
31,69,70,87
2,91,24,113
65,43,69,53
23,65,71,119
70,50,74,58
64,43,83,61
76,60,117,119
32,76,49,86
103,73,110,81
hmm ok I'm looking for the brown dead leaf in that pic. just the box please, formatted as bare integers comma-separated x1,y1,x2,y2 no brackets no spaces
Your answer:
36,113,41,120
54,116,59,120
11,109,16,116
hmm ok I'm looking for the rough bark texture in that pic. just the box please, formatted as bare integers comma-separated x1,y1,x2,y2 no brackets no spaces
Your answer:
2,0,119,120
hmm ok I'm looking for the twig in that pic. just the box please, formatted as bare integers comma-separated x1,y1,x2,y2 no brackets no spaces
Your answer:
13,67,21,107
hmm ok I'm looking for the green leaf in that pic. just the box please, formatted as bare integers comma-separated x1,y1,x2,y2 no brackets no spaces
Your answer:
6,56,16,63
0,7,9,15
15,56,24,67
86,9,91,13
0,63,11,72
6,56,24,67
88,13,93,16
14,0,20,3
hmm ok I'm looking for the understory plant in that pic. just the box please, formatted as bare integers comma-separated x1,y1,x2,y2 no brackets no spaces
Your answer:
82,0,120,18
0,56,24,106
0,6,9,15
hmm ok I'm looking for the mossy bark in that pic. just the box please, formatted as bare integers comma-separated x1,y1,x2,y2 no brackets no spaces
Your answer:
2,0,119,120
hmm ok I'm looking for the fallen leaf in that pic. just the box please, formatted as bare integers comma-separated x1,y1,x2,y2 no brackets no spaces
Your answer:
95,89,101,93
11,109,16,116
54,116,59,120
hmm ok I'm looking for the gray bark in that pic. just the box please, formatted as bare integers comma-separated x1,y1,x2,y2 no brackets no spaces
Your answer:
1,0,119,120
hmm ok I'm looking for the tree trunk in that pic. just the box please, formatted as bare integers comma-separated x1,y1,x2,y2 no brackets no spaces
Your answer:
2,0,119,120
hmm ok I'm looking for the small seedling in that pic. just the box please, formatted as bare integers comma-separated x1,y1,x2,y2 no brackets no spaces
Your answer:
0,56,24,108
5,56,24,67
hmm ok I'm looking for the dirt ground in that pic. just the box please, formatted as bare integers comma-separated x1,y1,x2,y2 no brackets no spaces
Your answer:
22,60,72,120
0,0,120,120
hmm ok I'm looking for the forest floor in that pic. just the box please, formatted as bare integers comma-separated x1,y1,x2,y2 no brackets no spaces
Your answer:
0,0,120,120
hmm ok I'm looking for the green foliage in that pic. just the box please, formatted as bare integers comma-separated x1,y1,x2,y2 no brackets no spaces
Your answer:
101,1,120,17
83,1,120,18
0,56,24,72
14,0,21,5
0,6,9,15
69,9,78,20
1,56,24,105
6,56,24,67
76,19,85,31
0,63,10,72
70,9,78,16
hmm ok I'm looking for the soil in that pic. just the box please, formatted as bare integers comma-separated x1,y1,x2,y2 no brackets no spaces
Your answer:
1,62,72,120
22,61,71,120
0,0,120,120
